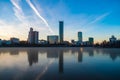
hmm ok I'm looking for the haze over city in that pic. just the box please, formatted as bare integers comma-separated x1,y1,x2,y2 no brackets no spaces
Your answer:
0,0,120,43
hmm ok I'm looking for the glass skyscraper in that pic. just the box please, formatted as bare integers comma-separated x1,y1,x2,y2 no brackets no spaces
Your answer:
59,21,64,43
78,32,82,42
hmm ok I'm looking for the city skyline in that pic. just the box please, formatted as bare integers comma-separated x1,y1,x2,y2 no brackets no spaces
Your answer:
0,0,120,43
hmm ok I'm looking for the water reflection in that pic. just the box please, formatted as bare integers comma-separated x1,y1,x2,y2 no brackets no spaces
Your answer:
78,48,83,62
46,49,59,58
26,48,64,74
27,49,38,66
59,50,64,74
9,49,19,55
0,48,120,64
93,48,120,61
0,48,120,80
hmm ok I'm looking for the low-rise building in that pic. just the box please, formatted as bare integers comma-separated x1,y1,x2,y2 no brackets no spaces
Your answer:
10,37,20,44
2,40,11,45
39,39,48,44
109,35,117,43
47,35,58,44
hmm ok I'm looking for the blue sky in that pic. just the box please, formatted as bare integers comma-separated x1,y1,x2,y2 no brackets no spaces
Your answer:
0,0,120,43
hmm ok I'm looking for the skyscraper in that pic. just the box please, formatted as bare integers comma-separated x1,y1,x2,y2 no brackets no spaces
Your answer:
28,28,34,44
34,31,39,44
28,28,39,44
59,21,64,43
78,32,82,42
89,37,94,45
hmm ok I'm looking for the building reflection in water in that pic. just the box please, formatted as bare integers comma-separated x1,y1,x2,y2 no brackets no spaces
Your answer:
9,49,19,55
4,47,119,68
27,49,38,66
88,49,94,57
83,48,94,57
78,48,83,63
110,54,117,61
100,49,120,61
47,49,58,58
45,48,83,74
70,48,83,63
45,48,64,74
59,49,64,74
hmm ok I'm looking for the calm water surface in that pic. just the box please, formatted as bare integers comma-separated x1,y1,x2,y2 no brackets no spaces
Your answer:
0,47,120,80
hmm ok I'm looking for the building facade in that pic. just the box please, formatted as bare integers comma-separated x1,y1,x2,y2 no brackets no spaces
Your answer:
10,37,20,44
28,28,39,44
59,21,64,43
0,39,2,45
34,31,39,44
78,32,82,42
47,35,58,44
2,40,11,45
109,35,117,43
89,37,94,45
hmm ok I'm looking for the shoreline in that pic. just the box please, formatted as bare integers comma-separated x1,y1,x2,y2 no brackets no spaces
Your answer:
0,46,120,48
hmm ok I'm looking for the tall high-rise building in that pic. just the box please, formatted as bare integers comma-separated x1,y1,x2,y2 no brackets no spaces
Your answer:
89,37,94,45
59,21,64,43
34,31,39,44
78,32,82,42
28,28,33,44
28,28,39,44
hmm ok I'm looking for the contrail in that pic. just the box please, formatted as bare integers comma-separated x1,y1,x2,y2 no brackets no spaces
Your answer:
10,0,30,38
82,12,110,27
89,12,110,25
10,0,26,23
26,0,54,34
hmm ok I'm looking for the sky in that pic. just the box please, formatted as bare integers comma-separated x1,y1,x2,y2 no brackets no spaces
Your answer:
0,0,120,43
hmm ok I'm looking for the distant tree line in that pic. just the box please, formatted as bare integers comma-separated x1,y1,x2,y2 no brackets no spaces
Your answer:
94,40,120,48
0,40,120,48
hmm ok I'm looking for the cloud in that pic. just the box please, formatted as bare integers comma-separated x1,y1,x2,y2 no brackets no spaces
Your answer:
7,0,55,40
1,0,112,42
26,0,54,34
0,20,28,40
